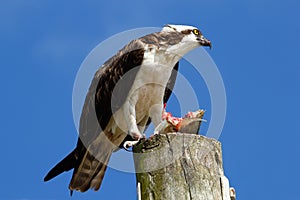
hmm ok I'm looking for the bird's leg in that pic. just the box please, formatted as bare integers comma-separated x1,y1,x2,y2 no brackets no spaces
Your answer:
124,100,142,140
149,103,164,135
137,116,149,138
123,116,149,151
122,100,142,151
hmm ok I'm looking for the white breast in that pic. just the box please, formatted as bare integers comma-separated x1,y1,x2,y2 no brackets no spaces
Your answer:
132,46,177,121
110,45,179,135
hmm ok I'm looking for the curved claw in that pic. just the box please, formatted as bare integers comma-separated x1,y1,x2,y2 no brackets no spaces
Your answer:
123,140,140,152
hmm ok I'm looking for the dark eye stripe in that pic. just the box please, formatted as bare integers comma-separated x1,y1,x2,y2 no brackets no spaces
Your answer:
181,29,192,34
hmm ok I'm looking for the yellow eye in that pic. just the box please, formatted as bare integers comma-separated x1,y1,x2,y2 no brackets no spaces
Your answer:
193,29,199,35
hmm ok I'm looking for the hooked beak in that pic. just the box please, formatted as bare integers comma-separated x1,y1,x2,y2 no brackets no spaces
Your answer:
198,36,212,49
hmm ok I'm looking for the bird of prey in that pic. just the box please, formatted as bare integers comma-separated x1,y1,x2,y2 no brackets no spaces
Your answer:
44,24,211,193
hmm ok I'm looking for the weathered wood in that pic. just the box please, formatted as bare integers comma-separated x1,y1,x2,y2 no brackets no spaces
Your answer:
133,133,234,200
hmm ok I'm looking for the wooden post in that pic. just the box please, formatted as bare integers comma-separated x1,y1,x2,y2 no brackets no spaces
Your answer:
133,133,235,200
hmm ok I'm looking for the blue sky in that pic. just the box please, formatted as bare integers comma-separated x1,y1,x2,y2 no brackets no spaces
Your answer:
1,0,299,199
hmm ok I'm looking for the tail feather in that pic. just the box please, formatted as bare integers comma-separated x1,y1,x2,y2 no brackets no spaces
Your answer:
90,163,108,191
69,150,112,192
44,127,126,192
69,132,115,192
44,149,77,182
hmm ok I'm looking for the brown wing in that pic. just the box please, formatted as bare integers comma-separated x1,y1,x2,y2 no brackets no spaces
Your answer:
79,40,145,144
67,40,145,192
164,61,179,103
44,39,145,192
44,32,179,192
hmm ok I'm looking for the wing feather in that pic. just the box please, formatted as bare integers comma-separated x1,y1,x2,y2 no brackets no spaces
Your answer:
44,32,180,192
44,40,145,192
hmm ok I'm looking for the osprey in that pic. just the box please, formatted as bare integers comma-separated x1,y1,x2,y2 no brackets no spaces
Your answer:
44,24,211,193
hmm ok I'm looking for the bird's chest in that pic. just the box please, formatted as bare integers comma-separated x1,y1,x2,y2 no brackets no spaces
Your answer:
129,49,176,118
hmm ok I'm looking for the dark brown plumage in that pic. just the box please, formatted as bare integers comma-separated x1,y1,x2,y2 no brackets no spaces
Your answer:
44,34,179,193
44,24,211,193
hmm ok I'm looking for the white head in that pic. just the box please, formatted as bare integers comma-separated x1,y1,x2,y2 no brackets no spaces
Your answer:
161,24,211,56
